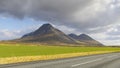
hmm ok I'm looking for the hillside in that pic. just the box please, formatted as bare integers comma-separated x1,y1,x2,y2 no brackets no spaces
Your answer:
68,33,103,46
13,23,104,46
19,23,77,44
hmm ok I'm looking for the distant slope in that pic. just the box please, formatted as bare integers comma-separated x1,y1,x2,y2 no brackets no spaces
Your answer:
19,23,78,44
68,33,103,46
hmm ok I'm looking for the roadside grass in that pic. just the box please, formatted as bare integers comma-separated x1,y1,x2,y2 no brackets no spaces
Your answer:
0,43,120,64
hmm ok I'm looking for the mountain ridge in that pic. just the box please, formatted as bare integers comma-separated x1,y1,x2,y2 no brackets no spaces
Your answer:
20,23,78,44
68,33,103,46
15,23,103,46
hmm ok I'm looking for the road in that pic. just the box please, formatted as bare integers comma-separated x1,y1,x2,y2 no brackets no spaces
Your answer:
0,52,120,68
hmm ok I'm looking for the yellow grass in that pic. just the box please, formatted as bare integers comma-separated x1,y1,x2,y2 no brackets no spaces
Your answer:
0,51,116,64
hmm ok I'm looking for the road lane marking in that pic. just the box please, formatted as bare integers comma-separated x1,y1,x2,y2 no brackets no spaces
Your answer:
71,58,104,67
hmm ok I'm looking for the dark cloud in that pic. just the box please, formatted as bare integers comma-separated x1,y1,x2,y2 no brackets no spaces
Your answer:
0,0,91,20
0,0,120,33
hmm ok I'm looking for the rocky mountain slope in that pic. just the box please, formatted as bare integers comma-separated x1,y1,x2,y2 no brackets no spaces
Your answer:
20,23,77,44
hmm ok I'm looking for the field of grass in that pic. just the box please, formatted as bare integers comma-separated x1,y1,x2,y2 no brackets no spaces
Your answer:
0,43,120,58
0,43,120,64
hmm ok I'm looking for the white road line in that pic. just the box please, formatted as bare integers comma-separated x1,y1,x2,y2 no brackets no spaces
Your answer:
71,58,104,67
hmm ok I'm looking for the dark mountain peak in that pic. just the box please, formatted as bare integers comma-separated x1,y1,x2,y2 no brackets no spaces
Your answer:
79,34,103,46
69,33,93,41
68,33,77,36
22,23,54,38
69,33,103,46
41,23,53,28
32,23,56,35
78,34,93,40
37,23,53,30
79,34,88,37
68,33,78,39
21,23,77,44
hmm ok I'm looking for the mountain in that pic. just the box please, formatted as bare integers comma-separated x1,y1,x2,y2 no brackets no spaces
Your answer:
68,33,78,40
20,23,77,44
68,33,103,46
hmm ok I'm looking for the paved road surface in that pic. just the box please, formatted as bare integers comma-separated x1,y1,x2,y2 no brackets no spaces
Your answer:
0,52,120,68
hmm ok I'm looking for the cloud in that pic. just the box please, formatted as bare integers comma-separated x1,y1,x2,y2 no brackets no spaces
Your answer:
0,27,38,40
106,36,120,40
107,24,120,36
101,39,120,45
0,29,21,40
0,0,119,32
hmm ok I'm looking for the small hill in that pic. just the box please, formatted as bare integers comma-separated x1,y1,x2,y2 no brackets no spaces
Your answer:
19,23,77,44
68,33,103,46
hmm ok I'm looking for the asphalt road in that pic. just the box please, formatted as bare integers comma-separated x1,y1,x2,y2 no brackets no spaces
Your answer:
0,52,120,68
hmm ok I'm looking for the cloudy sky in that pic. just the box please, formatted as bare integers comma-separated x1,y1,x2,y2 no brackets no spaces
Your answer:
0,0,120,45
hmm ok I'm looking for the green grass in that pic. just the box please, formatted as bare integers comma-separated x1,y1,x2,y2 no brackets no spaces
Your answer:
0,43,120,58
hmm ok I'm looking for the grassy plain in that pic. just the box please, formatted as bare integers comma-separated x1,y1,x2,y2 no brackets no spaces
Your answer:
0,43,120,58
0,43,120,64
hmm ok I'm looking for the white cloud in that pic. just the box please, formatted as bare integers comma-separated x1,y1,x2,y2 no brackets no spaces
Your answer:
0,30,20,40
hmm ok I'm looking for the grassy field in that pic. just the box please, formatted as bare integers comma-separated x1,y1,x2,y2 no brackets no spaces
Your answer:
0,43,120,64
0,43,120,58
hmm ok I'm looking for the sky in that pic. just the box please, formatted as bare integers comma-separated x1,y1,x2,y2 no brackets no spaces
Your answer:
0,0,120,45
